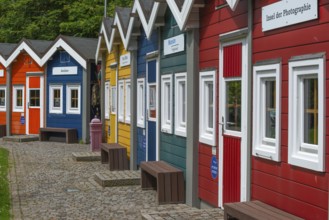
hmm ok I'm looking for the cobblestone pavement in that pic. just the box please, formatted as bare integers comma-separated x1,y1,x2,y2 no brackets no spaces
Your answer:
2,140,224,220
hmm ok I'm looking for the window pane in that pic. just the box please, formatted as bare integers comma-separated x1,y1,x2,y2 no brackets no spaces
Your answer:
208,82,214,129
53,89,61,107
304,78,318,145
226,81,241,131
149,85,156,119
126,84,131,117
166,83,171,121
0,90,5,106
265,81,276,138
29,89,40,107
16,89,23,107
111,87,116,112
181,82,186,124
71,89,78,108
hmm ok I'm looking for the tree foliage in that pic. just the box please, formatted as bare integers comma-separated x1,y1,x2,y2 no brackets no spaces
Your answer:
0,0,133,43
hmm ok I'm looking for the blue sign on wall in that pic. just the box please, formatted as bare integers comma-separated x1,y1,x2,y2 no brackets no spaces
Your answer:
20,116,25,125
211,156,218,179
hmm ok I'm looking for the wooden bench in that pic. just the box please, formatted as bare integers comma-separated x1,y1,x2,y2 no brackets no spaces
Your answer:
0,124,6,137
39,127,78,144
140,161,185,205
224,200,304,220
100,143,129,170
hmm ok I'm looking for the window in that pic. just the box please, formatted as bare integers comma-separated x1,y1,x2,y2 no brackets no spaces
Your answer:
13,85,24,112
60,51,70,63
226,80,241,132
0,87,6,111
148,83,157,121
105,81,110,119
125,79,131,123
175,73,186,137
29,89,40,107
66,84,80,114
199,71,216,145
118,80,124,122
49,85,63,114
253,63,281,161
288,56,325,172
111,86,117,114
161,74,173,133
137,78,145,128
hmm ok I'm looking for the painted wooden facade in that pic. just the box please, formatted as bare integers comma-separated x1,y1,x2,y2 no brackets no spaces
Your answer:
159,9,187,173
41,36,98,142
251,1,329,219
0,43,16,126
198,0,248,207
5,39,52,135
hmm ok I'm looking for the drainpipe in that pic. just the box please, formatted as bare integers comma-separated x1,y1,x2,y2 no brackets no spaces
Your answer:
101,52,106,142
6,66,12,136
246,0,253,202
130,47,138,170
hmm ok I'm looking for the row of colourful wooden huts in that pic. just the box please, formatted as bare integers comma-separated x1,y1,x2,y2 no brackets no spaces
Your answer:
0,0,327,219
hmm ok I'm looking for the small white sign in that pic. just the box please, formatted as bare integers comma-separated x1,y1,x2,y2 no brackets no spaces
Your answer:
0,70,4,77
120,53,131,67
164,34,185,56
262,0,318,32
53,66,78,75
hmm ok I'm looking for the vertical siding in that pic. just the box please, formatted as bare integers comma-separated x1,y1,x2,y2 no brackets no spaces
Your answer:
0,64,6,124
198,0,248,206
106,50,117,144
160,9,187,173
223,43,242,77
251,1,329,219
11,53,44,134
118,43,131,157
136,27,158,165
46,51,83,139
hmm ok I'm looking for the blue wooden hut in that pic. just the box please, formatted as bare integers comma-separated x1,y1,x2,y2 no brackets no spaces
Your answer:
41,35,98,143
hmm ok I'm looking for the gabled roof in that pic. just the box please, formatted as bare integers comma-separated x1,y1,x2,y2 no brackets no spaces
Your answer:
226,0,240,11
166,0,204,30
0,43,17,67
41,35,98,69
6,39,53,68
109,7,132,52
95,17,114,61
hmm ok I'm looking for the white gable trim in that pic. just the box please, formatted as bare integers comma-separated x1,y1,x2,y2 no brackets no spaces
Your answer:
95,22,112,61
112,13,129,51
166,0,193,30
226,0,240,11
0,56,5,67
41,38,86,69
6,41,42,67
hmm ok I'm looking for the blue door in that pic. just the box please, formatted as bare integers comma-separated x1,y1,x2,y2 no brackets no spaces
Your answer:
146,60,157,161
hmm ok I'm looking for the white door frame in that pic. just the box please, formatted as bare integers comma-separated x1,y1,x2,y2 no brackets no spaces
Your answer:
218,37,249,208
26,73,44,135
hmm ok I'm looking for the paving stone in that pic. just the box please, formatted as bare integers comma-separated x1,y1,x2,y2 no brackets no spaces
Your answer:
72,151,101,161
94,170,141,187
1,140,224,219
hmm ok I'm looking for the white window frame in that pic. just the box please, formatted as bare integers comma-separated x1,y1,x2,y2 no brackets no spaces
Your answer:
137,78,145,128
118,80,125,122
125,79,131,124
13,85,24,113
0,86,6,111
161,74,173,134
49,84,63,114
110,86,117,115
199,71,216,146
288,57,325,172
175,72,187,137
66,84,81,114
253,63,281,161
105,81,110,119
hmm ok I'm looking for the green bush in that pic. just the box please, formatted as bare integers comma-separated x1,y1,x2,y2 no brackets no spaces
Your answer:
0,148,10,220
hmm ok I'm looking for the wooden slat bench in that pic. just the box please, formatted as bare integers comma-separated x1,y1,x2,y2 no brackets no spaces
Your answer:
0,124,6,137
224,200,304,220
140,161,185,205
39,127,78,144
100,143,129,170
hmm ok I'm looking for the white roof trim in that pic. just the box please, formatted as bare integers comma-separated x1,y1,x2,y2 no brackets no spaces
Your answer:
6,41,42,67
41,38,87,69
95,22,112,61
166,0,194,30
226,0,240,11
0,56,6,67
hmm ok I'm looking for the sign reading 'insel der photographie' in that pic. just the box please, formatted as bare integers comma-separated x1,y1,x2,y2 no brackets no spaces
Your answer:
164,34,184,56
262,0,318,32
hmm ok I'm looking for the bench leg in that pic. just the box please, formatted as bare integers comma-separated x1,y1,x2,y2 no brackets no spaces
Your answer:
141,170,156,190
101,149,109,164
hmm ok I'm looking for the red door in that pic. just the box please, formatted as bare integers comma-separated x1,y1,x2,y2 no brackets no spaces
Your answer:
27,76,42,134
219,41,247,206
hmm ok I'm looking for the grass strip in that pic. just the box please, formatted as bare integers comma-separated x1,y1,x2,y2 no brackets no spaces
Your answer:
0,147,10,220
